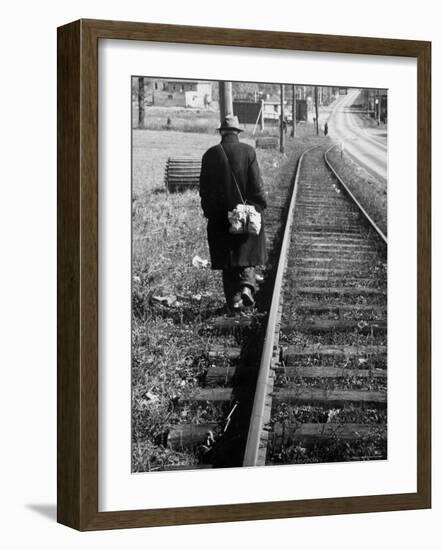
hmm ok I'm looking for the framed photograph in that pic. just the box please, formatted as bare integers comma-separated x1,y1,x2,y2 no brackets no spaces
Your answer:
57,19,431,530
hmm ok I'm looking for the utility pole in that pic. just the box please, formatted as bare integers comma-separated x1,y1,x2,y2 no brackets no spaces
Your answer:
314,86,319,135
219,81,233,123
138,77,145,128
374,89,380,125
291,84,296,138
260,99,265,132
378,90,382,125
280,84,285,153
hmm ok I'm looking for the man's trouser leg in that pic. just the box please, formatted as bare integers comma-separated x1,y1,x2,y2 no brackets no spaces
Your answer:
239,266,256,293
222,269,241,308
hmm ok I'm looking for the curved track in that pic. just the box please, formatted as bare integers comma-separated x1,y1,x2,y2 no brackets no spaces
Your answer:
244,143,387,467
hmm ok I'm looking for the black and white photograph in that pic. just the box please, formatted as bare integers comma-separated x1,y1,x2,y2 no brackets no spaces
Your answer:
2,0,436,542
131,77,388,472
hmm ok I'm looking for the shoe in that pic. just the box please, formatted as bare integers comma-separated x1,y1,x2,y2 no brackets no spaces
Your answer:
232,298,244,310
241,286,255,307
232,291,242,304
226,298,244,315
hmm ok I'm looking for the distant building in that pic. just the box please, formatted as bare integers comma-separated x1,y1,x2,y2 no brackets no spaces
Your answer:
145,79,212,108
262,100,282,122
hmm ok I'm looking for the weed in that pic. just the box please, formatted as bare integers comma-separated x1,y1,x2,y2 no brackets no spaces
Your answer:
326,148,387,235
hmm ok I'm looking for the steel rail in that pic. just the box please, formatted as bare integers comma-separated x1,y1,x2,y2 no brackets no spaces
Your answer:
242,146,317,467
324,144,387,245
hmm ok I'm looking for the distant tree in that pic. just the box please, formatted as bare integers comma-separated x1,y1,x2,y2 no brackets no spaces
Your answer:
131,77,139,101
231,82,282,102
138,77,145,128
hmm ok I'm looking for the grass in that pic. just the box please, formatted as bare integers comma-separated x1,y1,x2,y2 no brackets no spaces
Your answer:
132,140,223,470
326,147,388,236
133,105,219,134
133,105,286,137
133,130,220,194
131,127,318,472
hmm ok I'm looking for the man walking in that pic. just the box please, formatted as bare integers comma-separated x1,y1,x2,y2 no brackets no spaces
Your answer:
199,115,267,313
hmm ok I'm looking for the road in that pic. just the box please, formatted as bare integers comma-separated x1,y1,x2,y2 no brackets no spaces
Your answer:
326,89,388,183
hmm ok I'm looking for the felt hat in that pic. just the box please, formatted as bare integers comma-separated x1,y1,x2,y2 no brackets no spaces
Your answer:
217,114,243,132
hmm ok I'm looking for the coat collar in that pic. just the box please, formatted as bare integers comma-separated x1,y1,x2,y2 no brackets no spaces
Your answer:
221,133,240,144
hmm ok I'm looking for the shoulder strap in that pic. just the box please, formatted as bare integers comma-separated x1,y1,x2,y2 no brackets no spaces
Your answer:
219,144,246,205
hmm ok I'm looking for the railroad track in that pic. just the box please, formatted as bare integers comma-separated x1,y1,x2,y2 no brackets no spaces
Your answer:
244,143,387,466
166,141,387,469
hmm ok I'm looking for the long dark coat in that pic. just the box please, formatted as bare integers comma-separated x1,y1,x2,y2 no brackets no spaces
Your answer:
199,133,267,269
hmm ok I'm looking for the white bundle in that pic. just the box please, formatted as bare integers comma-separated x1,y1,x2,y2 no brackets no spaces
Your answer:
247,205,261,235
227,204,247,233
227,204,261,236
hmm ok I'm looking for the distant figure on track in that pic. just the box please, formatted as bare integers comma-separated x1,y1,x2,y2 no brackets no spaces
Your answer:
324,121,328,136
199,115,267,313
